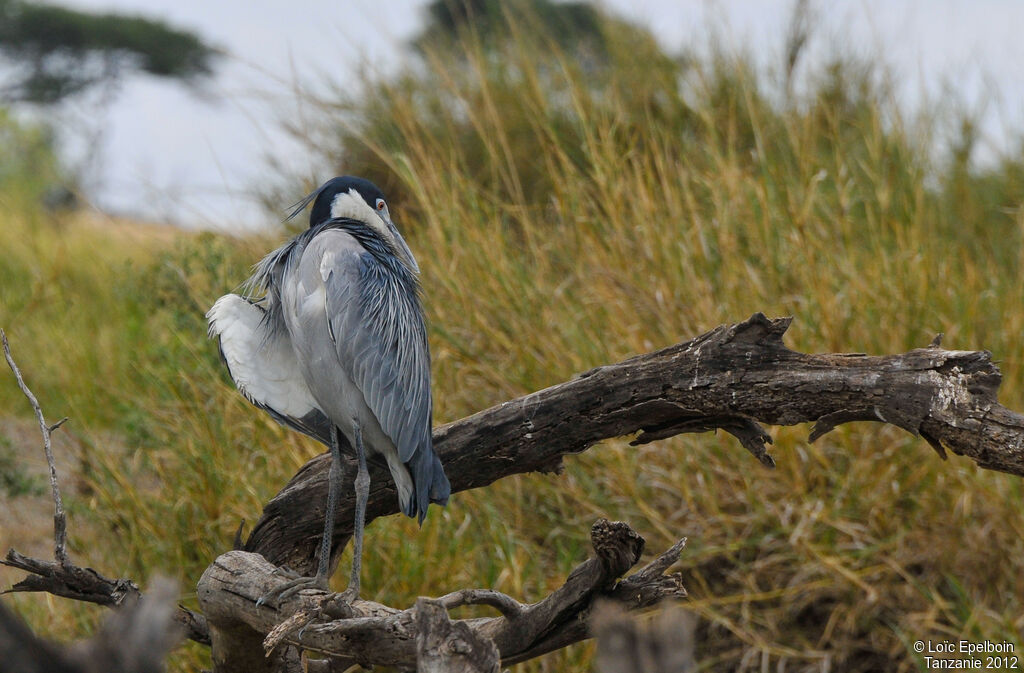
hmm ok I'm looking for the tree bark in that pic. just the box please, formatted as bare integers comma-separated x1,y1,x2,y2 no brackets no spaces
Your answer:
198,519,685,672
415,598,501,673
592,601,697,673
0,578,182,673
244,313,1024,578
8,313,1024,672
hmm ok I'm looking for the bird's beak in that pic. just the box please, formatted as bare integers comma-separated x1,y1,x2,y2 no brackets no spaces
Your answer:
387,219,420,275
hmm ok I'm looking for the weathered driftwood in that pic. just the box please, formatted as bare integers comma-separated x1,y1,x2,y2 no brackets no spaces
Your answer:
244,313,1024,579
198,519,685,671
0,578,182,673
2,329,207,649
592,601,697,673
7,314,1024,671
415,597,500,673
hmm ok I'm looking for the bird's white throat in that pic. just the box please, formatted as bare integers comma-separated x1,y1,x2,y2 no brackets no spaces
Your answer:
329,188,394,246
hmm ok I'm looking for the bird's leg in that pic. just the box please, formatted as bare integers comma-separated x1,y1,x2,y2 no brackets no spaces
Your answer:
316,423,345,583
256,425,343,607
339,421,370,602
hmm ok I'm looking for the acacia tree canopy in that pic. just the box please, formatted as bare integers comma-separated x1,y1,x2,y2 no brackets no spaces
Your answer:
415,0,606,54
0,0,218,104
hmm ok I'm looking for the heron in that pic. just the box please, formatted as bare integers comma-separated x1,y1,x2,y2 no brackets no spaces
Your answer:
206,175,451,601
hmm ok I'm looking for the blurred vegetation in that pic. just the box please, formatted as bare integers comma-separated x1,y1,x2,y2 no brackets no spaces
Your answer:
0,0,217,104
0,0,219,213
0,110,65,209
0,433,44,497
3,2,1024,672
414,0,630,63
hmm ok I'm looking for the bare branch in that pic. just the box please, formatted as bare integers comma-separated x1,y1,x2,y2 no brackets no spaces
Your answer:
2,548,139,606
2,546,211,646
0,330,211,647
244,314,1024,579
592,601,697,673
435,589,525,618
198,519,686,672
416,598,500,673
0,577,183,673
1,328,69,566
175,606,211,646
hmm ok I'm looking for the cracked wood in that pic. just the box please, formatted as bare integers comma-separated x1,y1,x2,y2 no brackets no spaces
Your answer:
244,313,1024,577
199,519,684,671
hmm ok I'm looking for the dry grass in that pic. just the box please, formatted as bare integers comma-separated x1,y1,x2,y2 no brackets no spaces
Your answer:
3,5,1024,672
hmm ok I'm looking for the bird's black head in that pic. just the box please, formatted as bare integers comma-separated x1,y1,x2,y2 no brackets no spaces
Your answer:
287,176,387,228
286,175,420,274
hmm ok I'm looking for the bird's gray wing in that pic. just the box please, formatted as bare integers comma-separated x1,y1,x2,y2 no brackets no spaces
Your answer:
315,232,432,463
207,294,332,445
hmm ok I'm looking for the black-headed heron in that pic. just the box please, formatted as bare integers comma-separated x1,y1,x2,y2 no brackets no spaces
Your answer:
207,176,450,600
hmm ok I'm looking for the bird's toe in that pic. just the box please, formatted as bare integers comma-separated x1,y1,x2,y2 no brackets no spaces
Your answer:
258,573,330,608
336,585,359,604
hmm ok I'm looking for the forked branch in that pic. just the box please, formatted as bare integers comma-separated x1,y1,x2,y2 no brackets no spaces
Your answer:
244,313,1024,578
197,519,685,670
0,578,183,673
0,328,210,646
1,328,69,566
7,315,1024,672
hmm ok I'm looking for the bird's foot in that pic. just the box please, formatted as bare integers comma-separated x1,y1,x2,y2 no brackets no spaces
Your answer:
314,583,361,620
257,572,330,608
336,584,359,605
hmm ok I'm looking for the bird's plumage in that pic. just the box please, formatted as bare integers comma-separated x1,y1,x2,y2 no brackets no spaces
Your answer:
207,176,450,524
207,294,333,444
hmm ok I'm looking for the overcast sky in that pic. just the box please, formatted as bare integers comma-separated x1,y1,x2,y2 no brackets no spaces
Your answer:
44,0,1024,230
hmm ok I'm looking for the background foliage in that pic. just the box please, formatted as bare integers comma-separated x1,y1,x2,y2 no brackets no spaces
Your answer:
2,2,1023,671
0,0,217,104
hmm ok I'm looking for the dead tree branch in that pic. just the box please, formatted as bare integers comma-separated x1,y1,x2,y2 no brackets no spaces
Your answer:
8,314,1024,671
2,547,210,646
244,313,1024,578
198,519,685,671
416,598,501,673
592,601,697,673
1,328,69,566
3,548,139,607
0,578,183,673
1,329,211,647
190,312,1024,671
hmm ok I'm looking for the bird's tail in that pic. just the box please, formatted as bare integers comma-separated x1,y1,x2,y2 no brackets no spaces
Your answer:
406,446,451,524
428,452,451,505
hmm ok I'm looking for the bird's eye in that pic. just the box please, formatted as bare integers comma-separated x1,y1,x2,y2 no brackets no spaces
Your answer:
376,199,386,211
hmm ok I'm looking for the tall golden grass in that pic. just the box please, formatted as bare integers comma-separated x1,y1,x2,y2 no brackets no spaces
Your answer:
2,5,1024,671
